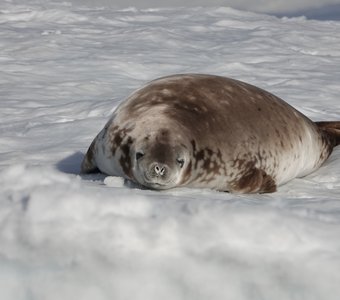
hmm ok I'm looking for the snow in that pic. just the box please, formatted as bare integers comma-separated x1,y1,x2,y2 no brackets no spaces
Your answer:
1,1,340,299
47,0,340,18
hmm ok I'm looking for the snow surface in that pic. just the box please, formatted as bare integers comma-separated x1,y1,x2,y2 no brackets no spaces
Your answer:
1,1,340,299
49,0,340,17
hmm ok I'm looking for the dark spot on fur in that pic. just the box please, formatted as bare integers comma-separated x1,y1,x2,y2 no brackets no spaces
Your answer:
119,136,134,178
230,166,277,193
190,140,227,182
191,140,205,169
110,126,133,155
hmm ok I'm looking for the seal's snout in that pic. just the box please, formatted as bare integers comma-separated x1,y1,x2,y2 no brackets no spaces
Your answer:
140,161,174,189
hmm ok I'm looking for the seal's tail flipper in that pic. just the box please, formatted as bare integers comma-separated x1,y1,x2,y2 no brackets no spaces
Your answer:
316,121,340,146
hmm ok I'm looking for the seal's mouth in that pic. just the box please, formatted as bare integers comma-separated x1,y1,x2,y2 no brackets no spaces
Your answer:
142,180,171,190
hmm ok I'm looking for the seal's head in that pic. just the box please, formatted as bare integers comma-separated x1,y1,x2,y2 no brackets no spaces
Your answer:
132,128,190,190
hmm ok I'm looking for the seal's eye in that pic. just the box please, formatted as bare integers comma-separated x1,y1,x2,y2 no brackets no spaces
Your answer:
136,152,144,160
176,158,184,168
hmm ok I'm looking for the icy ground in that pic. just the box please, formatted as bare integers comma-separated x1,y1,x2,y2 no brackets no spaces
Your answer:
1,1,340,299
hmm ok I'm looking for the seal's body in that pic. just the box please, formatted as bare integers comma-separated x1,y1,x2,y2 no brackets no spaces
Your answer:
81,74,340,193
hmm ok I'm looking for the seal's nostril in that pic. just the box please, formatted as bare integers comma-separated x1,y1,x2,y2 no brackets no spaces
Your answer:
154,164,166,176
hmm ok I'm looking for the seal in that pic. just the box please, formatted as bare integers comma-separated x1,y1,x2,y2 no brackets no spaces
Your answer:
81,74,340,193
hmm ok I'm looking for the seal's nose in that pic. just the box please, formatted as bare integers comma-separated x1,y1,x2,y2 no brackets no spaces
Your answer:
147,162,170,182
154,163,166,176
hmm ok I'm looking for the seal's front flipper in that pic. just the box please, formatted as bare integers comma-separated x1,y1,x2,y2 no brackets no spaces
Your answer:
81,139,99,174
258,171,277,194
230,168,277,194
